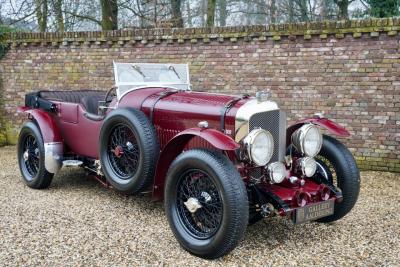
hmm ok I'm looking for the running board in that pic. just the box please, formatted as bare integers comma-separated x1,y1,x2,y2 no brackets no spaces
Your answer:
63,160,83,167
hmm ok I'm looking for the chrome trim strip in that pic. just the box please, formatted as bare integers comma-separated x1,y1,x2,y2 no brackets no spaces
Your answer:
234,99,279,142
277,110,287,161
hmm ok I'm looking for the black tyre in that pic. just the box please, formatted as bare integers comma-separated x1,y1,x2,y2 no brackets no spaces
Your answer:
165,149,248,259
315,135,360,223
99,108,159,194
248,213,263,225
17,121,53,189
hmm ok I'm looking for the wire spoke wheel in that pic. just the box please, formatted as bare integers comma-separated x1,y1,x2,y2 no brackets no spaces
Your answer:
176,169,223,239
18,121,54,189
21,134,40,178
107,124,140,179
165,149,248,259
100,108,159,194
316,155,338,186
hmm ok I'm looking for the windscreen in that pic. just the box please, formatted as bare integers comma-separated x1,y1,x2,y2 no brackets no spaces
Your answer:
113,62,190,98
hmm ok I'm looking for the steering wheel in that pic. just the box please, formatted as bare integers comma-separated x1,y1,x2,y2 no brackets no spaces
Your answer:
105,86,117,104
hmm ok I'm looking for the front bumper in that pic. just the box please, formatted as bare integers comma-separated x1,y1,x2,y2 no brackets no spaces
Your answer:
249,173,343,220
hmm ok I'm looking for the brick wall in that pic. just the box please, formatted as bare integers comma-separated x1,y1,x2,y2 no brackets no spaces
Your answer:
0,18,399,172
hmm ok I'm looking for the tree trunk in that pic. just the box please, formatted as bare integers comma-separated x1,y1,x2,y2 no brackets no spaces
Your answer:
270,0,277,24
321,0,327,19
200,0,206,26
335,0,349,19
35,0,48,32
171,0,183,27
218,0,227,26
186,0,193,27
154,0,158,26
288,0,294,22
245,1,251,25
53,0,64,32
298,0,309,21
206,0,216,27
139,1,147,28
100,0,118,30
321,0,336,20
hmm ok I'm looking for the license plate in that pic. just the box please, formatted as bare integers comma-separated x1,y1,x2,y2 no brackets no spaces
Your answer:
293,199,335,224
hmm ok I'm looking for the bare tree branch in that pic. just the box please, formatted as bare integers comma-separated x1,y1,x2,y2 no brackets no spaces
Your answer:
64,10,101,25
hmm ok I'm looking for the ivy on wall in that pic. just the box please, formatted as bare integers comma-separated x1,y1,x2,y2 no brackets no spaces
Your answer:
0,25,15,146
0,25,13,58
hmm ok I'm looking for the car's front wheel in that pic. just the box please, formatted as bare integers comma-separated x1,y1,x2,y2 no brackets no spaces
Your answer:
164,149,248,259
315,135,360,223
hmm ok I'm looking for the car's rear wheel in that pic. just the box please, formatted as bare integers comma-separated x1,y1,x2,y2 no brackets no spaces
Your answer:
315,135,360,223
165,149,248,259
99,108,159,194
17,121,53,189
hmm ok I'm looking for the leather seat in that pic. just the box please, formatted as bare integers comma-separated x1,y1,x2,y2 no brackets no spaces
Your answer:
39,90,105,104
37,90,105,114
80,95,105,115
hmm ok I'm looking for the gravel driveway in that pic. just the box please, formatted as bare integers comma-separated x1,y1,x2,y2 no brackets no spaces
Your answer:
0,146,399,266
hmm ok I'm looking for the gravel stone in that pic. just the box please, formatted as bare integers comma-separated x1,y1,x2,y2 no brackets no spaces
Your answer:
0,146,399,266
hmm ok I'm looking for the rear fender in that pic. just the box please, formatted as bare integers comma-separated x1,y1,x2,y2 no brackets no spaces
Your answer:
152,128,239,200
18,107,63,173
286,117,350,145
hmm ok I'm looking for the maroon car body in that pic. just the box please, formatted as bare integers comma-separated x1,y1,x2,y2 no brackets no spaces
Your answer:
17,63,360,259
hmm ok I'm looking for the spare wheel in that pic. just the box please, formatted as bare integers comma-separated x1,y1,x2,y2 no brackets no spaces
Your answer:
99,107,159,194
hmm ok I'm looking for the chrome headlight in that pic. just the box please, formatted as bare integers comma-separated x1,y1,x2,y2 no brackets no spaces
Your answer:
298,157,317,177
241,129,274,166
267,162,287,184
292,124,322,157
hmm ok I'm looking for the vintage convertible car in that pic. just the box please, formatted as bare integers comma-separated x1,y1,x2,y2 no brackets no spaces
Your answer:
17,63,360,259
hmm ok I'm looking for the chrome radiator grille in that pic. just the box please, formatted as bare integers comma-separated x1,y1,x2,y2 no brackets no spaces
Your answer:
249,110,287,162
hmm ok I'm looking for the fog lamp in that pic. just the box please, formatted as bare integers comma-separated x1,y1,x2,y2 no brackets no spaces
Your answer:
299,157,317,177
267,162,287,184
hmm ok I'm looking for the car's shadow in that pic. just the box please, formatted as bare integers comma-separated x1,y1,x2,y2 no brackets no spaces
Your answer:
50,167,162,211
50,168,332,249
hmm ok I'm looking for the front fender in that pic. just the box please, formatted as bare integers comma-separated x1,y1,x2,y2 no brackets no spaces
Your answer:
173,128,240,151
287,117,350,145
18,107,63,173
152,128,239,200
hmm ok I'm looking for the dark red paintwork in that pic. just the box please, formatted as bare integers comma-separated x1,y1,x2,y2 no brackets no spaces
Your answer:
23,109,63,143
18,87,349,214
153,127,239,200
302,118,350,136
178,128,239,150
119,89,241,147
55,101,103,158
286,117,350,146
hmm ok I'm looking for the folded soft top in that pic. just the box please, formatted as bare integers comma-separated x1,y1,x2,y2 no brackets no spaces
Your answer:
25,90,106,113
